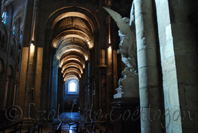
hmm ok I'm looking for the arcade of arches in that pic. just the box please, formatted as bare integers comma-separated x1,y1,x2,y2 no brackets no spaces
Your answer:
1,0,198,133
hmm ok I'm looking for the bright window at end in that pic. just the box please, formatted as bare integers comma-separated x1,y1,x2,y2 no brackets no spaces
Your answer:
69,82,76,93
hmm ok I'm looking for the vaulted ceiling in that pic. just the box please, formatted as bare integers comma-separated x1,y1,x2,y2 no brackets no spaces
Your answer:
52,14,95,82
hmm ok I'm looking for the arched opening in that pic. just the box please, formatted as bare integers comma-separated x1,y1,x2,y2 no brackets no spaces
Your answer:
45,7,99,115
62,79,79,112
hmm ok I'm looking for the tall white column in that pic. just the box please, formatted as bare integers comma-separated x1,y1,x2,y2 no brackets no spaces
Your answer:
134,0,163,132
155,0,198,132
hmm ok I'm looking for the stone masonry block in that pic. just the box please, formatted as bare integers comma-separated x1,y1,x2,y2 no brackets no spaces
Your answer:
137,48,158,68
138,67,159,88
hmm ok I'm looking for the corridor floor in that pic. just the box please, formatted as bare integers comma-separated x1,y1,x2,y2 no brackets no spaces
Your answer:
20,112,84,133
53,112,83,133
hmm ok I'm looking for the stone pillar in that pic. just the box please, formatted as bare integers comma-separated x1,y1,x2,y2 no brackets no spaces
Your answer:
134,0,163,132
155,0,198,132
79,72,84,114
84,61,89,109
40,29,52,116
89,49,94,108
106,46,113,114
25,42,36,118
17,0,36,120
51,57,59,113
98,49,106,113
101,71,106,114
113,50,118,92
94,68,99,113
106,1,113,113
34,47,43,119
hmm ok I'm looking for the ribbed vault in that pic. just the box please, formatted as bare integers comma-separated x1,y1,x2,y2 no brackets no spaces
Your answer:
52,12,94,82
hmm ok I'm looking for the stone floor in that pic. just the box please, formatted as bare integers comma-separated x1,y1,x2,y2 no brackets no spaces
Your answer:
54,112,83,133
18,112,84,133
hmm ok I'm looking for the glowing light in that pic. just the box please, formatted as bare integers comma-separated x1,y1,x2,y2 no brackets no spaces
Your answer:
108,37,111,44
69,82,76,92
108,45,112,53
85,56,88,61
107,45,112,67
30,43,35,53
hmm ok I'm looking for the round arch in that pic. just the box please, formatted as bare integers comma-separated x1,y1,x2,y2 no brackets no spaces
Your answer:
64,75,79,82
46,6,99,32
59,55,85,68
63,68,81,78
56,44,89,61
64,72,80,81
52,29,94,49
61,62,83,74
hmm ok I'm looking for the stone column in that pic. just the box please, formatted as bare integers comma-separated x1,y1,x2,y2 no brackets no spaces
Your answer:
34,47,43,119
40,29,52,116
106,46,113,114
101,72,106,114
94,68,99,113
79,72,84,113
106,0,113,113
134,0,163,132
84,61,89,109
18,0,36,119
25,42,36,118
113,50,118,92
155,0,198,132
51,57,59,113
93,30,100,114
